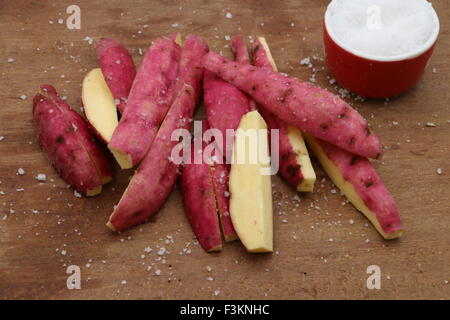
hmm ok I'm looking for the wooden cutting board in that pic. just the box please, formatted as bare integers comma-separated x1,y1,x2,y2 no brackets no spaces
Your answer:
1,0,449,300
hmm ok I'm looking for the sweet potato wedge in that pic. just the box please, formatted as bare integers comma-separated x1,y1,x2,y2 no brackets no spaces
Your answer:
304,134,403,239
96,38,136,114
108,37,181,169
107,36,208,231
33,85,113,196
211,162,237,242
180,121,223,252
229,110,273,253
203,71,252,160
202,51,383,159
251,37,316,192
82,68,119,144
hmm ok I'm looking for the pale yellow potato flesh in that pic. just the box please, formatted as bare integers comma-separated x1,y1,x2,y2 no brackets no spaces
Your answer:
82,68,119,143
229,111,273,253
257,37,316,192
304,134,402,240
287,125,316,192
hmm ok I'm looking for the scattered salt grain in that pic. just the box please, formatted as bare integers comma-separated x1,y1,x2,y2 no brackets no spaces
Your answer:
20,95,27,100
74,190,82,198
84,36,94,45
155,269,161,276
35,173,47,181
157,247,166,256
225,12,233,19
61,250,67,256
349,219,354,225
58,18,64,24
214,290,221,296
207,277,214,281
436,168,443,175
17,168,25,176
7,58,14,63
171,23,179,28
0,136,4,142
206,266,212,272
121,280,127,285
426,122,437,127
300,57,312,67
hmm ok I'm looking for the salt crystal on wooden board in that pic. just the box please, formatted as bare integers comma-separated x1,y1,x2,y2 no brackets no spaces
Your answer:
326,0,439,59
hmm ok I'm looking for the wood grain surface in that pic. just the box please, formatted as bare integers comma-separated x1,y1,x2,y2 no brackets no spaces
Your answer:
0,0,449,300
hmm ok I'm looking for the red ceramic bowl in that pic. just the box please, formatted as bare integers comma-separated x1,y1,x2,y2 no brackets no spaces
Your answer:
324,7,440,98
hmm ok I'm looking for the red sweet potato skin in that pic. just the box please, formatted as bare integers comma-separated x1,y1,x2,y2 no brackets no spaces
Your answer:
231,35,257,111
108,37,181,168
41,85,113,182
251,39,305,188
179,123,223,252
315,138,402,235
203,71,251,159
231,34,250,64
108,37,208,231
180,160,222,252
202,51,383,159
178,35,209,104
211,163,237,241
96,38,136,114
33,85,112,195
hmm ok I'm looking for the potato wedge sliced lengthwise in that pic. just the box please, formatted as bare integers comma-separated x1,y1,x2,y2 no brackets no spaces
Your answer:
230,111,273,253
96,38,136,114
33,85,113,196
202,51,383,159
108,37,182,169
82,68,119,144
179,120,237,253
304,134,403,239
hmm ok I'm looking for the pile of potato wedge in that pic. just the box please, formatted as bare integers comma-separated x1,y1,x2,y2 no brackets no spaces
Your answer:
32,33,402,253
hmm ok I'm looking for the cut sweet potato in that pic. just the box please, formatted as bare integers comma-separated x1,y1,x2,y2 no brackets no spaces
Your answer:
33,85,113,196
252,37,316,192
96,38,136,114
211,163,237,242
180,121,223,252
304,134,403,239
82,68,118,144
229,110,273,253
203,65,253,160
202,51,383,159
107,37,208,231
108,37,181,169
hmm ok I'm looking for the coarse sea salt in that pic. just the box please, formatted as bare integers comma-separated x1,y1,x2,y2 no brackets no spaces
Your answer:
326,0,439,59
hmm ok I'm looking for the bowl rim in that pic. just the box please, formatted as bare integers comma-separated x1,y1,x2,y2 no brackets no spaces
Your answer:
324,0,440,62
